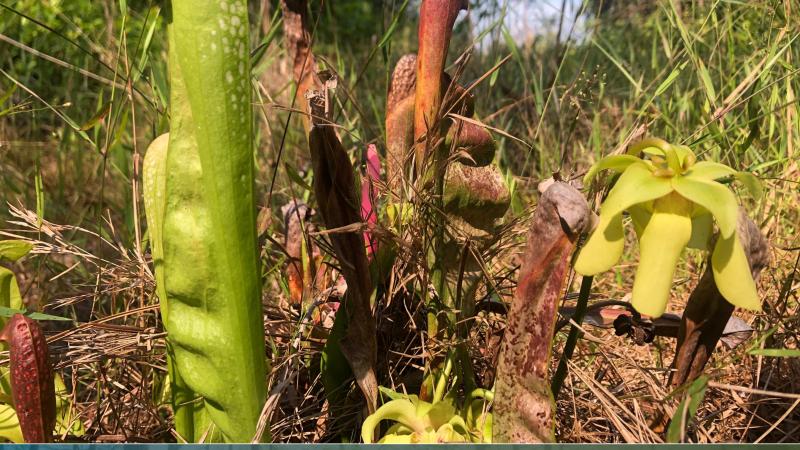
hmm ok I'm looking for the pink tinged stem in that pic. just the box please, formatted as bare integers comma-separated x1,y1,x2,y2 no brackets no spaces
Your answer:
361,144,381,257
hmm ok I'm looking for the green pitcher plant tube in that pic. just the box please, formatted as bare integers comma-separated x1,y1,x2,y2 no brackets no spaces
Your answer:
143,0,268,442
575,138,763,318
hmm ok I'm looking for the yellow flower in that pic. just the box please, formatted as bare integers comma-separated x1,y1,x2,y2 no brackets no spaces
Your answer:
575,138,762,318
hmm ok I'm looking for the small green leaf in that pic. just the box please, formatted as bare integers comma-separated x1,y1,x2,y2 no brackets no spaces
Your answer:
321,311,354,413
631,196,692,318
54,374,85,437
35,159,44,227
0,84,17,108
379,386,411,402
667,375,709,443
628,204,652,239
0,267,23,318
641,147,667,158
673,145,696,169
654,61,687,96
489,56,501,87
377,0,410,49
697,59,717,103
0,241,33,262
626,137,671,156
583,154,642,185
687,213,713,250
284,163,312,192
0,404,23,443
672,176,738,238
427,399,459,428
746,325,780,354
79,102,111,131
664,146,682,173
25,311,73,322
0,307,71,321
386,202,414,226
711,230,761,311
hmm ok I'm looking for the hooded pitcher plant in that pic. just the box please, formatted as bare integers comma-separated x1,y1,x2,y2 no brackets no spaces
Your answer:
143,0,268,442
575,138,763,318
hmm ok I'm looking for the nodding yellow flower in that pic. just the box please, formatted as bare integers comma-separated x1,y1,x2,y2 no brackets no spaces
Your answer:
575,138,762,318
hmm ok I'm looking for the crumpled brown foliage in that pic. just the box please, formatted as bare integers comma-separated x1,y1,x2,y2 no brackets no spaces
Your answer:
307,96,378,413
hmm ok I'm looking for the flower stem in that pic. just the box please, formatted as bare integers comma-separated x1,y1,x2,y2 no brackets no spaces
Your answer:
551,275,593,397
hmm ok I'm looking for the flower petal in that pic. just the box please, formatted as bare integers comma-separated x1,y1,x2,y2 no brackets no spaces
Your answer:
687,213,713,250
712,231,761,311
631,197,693,318
664,146,683,173
583,154,643,185
628,204,652,240
627,137,671,156
674,145,696,169
576,163,672,276
686,161,737,181
600,162,673,220
735,171,763,200
574,213,625,275
672,175,738,238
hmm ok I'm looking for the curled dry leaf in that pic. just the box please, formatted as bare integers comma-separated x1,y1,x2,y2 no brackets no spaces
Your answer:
280,0,378,413
308,92,378,413
559,305,753,349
